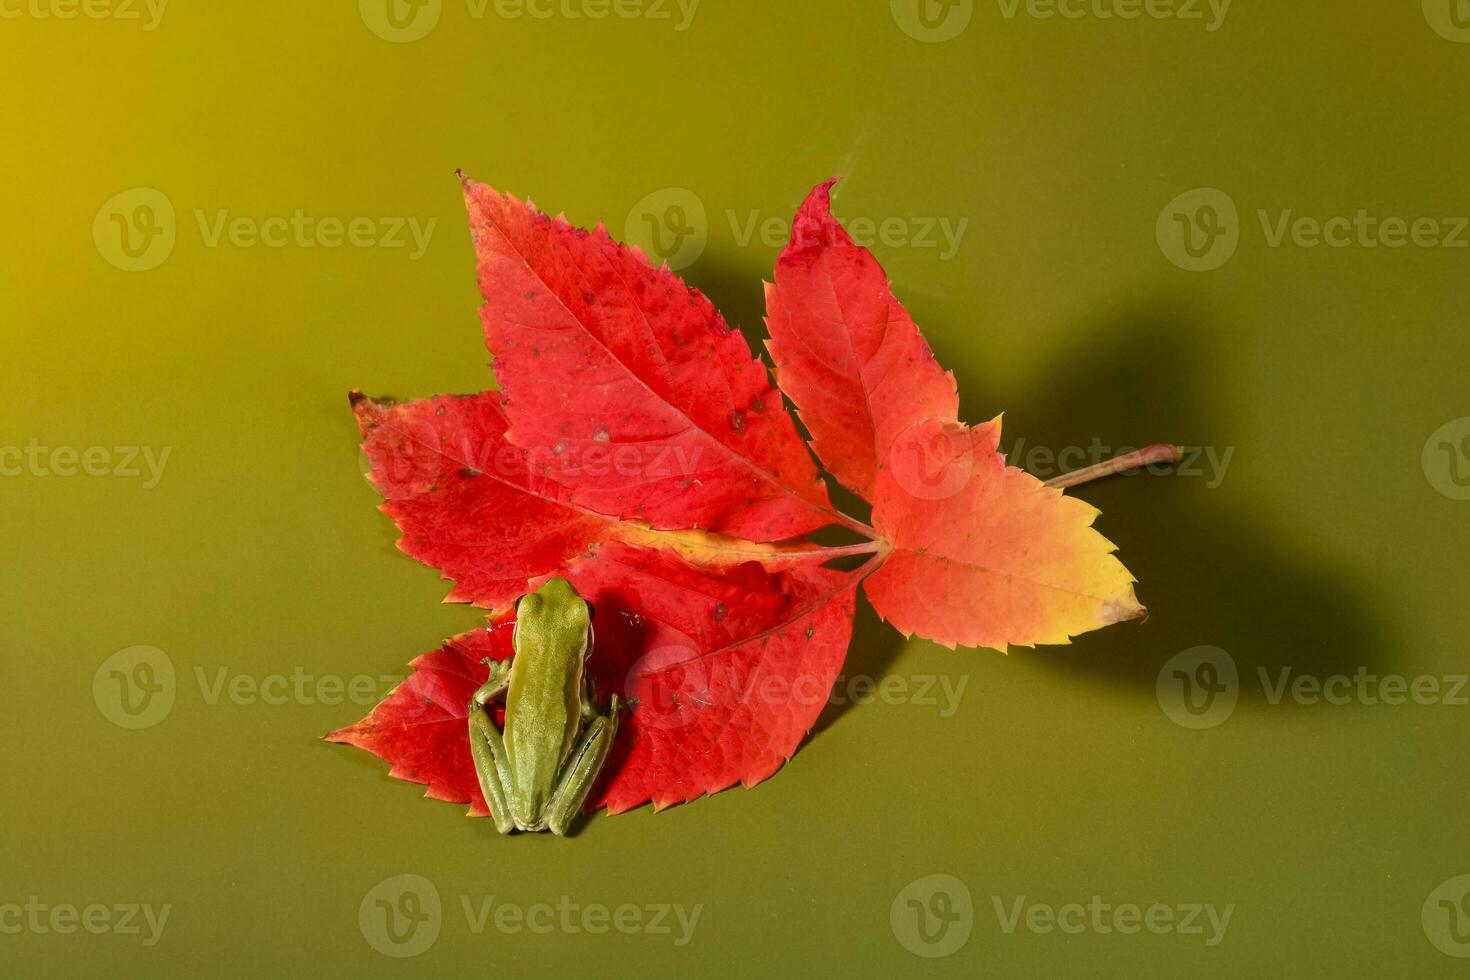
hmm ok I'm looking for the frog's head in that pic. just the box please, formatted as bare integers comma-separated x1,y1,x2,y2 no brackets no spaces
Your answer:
515,577,593,660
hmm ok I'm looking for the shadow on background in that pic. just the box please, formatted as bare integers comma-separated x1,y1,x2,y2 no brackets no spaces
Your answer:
688,252,1397,707
982,300,1396,696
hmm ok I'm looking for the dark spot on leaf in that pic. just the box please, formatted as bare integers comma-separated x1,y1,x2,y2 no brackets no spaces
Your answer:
728,411,745,433
713,602,726,622
459,467,480,478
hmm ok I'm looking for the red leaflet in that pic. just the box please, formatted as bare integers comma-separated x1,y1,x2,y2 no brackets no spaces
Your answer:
863,418,1145,651
328,556,859,817
333,175,1163,823
353,391,607,609
463,176,841,542
325,620,515,816
765,179,959,501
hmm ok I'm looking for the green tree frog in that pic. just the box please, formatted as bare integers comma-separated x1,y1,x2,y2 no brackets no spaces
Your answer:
468,578,621,835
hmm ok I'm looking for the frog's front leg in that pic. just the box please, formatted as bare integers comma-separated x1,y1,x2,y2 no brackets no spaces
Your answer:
468,661,518,835
545,694,622,837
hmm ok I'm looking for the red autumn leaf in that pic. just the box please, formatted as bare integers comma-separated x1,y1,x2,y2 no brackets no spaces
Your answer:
463,175,854,542
863,417,1144,651
352,390,606,609
764,179,960,501
332,174,1161,822
327,550,860,816
325,618,515,816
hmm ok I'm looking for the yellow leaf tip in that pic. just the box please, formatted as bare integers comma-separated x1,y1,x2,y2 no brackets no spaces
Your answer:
1101,598,1148,626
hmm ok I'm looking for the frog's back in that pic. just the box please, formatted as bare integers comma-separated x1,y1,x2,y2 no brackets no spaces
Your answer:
502,581,590,822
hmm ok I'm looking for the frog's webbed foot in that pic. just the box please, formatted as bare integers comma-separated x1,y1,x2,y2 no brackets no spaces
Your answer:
472,658,512,708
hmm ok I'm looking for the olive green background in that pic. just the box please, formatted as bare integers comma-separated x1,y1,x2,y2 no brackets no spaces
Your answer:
4,0,1469,975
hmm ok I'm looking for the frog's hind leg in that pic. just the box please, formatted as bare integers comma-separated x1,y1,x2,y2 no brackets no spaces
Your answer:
468,667,518,835
545,695,621,837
